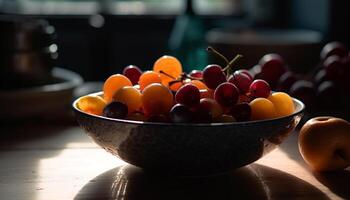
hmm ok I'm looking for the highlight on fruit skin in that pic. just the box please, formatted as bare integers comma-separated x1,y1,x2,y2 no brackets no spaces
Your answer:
103,74,132,103
138,71,162,90
298,116,350,171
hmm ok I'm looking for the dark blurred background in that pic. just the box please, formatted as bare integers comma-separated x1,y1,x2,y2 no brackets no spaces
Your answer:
1,0,349,81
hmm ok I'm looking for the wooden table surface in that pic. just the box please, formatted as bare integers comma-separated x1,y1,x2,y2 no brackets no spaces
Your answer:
0,122,349,200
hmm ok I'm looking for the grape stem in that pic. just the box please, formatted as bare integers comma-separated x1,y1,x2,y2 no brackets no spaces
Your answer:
207,46,243,77
222,54,243,72
159,70,177,79
207,46,229,64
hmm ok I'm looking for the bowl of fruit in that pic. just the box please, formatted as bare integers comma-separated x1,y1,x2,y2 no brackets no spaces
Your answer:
73,48,305,176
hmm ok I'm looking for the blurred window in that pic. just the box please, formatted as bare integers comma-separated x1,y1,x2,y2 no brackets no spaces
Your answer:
0,0,243,16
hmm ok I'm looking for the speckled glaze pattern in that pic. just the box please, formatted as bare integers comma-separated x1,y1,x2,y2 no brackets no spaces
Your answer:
73,96,304,176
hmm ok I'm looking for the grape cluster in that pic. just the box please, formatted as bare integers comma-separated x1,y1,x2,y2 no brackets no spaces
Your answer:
77,48,295,123
252,41,350,116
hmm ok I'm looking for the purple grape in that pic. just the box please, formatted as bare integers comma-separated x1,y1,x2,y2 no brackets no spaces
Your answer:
228,71,252,94
170,104,192,123
230,103,251,122
175,84,200,107
123,65,142,85
249,79,271,98
320,41,348,60
202,64,226,89
214,82,239,107
103,102,128,119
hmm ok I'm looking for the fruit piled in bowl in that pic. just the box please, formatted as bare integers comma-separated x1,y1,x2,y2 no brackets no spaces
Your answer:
73,48,305,175
77,47,295,123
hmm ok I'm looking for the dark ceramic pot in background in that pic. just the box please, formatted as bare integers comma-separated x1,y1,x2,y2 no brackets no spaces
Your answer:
73,94,304,176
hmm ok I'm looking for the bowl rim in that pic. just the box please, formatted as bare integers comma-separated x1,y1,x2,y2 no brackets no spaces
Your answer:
0,67,83,96
72,92,305,127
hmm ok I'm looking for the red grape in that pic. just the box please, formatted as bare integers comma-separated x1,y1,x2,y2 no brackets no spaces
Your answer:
175,84,200,107
193,102,212,123
249,79,271,98
340,55,350,89
170,104,193,123
103,102,128,119
122,65,142,85
202,64,226,89
289,80,315,107
320,41,348,60
258,54,287,89
250,65,262,79
189,70,203,79
198,98,223,119
313,69,328,87
230,103,251,122
236,69,253,81
323,55,343,80
214,82,239,107
277,71,298,92
228,72,252,94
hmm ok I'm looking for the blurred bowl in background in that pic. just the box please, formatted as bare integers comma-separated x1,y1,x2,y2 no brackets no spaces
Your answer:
0,68,82,121
0,49,58,89
206,28,322,73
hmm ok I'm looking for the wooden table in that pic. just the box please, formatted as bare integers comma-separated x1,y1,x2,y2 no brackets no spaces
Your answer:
0,122,349,200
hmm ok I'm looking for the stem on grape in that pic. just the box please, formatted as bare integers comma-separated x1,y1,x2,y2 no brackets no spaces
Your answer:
222,54,243,72
159,70,176,79
187,75,203,81
207,46,229,64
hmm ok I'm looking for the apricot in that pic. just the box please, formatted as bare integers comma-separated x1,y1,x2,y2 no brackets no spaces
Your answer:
103,74,132,103
268,92,294,117
249,98,276,120
77,95,106,116
113,86,142,114
299,116,350,171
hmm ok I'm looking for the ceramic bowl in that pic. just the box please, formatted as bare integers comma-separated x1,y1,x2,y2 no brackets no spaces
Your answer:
0,68,82,120
73,94,304,176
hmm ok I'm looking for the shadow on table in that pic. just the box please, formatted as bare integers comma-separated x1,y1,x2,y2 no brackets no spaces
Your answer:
74,163,329,200
313,169,350,199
